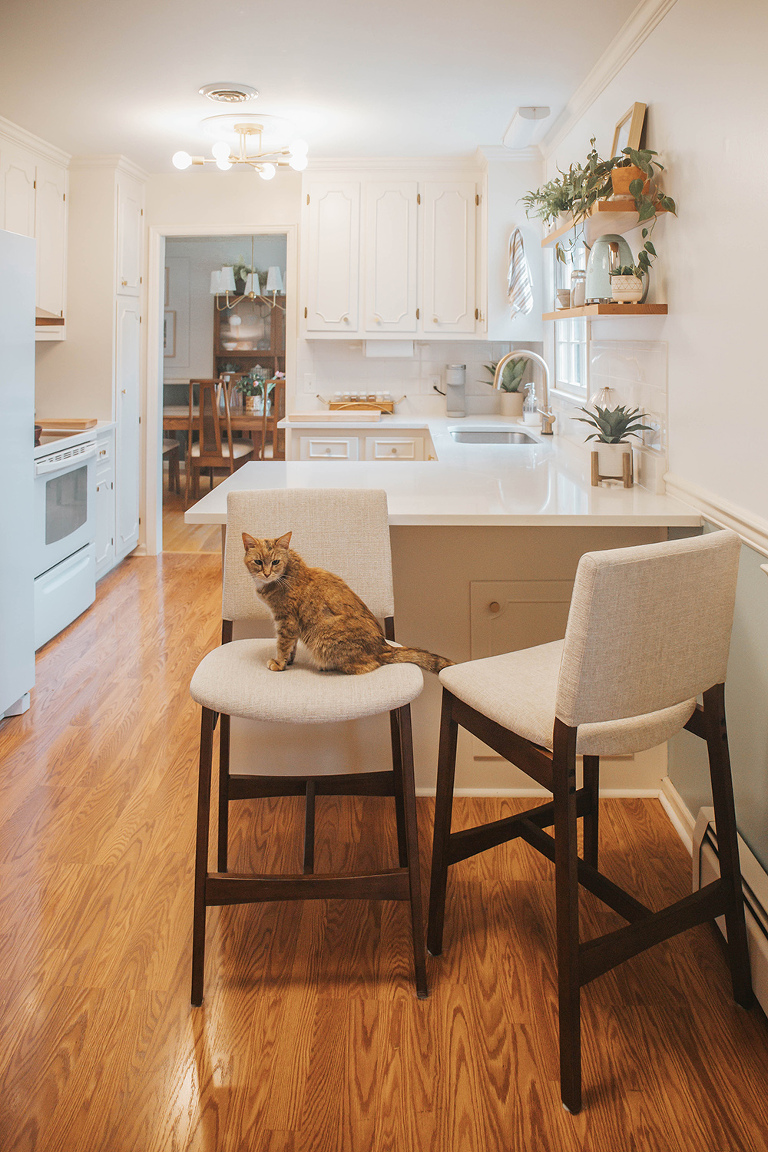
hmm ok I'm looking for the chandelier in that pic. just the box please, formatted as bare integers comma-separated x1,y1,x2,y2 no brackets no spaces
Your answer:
173,116,308,181
209,234,286,312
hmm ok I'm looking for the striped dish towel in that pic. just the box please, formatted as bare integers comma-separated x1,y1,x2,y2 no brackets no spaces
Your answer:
507,228,533,317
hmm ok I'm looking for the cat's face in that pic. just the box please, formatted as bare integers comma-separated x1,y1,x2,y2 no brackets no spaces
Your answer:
242,531,292,586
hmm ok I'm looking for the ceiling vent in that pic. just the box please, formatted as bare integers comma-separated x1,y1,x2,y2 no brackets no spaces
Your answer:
198,82,258,104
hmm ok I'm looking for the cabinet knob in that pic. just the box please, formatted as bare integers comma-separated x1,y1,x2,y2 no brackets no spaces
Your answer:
390,447,397,454
325,447,331,454
489,601,501,614
432,316,439,324
342,314,349,324
121,278,128,287
374,314,382,325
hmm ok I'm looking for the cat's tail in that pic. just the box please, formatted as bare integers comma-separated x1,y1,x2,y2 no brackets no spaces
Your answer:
381,645,454,674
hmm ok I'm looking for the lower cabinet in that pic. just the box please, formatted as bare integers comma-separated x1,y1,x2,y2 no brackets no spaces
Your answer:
95,427,115,580
292,427,432,461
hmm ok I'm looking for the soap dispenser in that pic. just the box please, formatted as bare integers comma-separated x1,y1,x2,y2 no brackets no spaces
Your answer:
445,364,466,417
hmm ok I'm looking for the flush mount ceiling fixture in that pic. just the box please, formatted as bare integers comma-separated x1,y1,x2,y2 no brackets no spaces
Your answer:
173,101,308,179
198,81,259,103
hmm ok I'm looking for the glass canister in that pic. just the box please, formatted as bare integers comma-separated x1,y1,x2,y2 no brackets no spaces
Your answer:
570,270,587,308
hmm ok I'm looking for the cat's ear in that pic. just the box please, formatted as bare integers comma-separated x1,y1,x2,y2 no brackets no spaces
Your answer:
242,532,258,552
275,531,292,550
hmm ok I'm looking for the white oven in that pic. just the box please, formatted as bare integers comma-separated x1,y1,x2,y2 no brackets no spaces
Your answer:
34,437,97,649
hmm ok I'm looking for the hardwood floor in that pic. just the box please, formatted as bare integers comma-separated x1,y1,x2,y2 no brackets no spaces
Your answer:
162,470,223,553
2,553,768,1150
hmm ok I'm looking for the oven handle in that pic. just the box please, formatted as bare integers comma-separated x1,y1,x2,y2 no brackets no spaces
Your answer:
35,441,98,476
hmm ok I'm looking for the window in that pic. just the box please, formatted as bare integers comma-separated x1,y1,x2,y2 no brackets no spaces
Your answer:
553,244,588,399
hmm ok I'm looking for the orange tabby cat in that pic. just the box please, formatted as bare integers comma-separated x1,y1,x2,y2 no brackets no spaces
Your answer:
242,531,453,674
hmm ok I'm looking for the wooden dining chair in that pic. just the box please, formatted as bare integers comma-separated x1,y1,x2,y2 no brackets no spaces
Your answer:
427,530,753,1113
261,377,286,460
185,378,253,503
162,438,180,493
189,488,428,1005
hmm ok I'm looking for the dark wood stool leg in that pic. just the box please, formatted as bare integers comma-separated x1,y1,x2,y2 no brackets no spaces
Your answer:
397,704,428,998
192,707,216,1006
303,780,316,874
703,684,754,1008
553,719,582,1113
427,690,459,957
389,711,408,867
217,713,230,872
582,755,600,869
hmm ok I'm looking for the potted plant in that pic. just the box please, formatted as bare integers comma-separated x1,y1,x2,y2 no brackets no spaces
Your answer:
234,368,267,412
483,357,529,417
575,403,653,483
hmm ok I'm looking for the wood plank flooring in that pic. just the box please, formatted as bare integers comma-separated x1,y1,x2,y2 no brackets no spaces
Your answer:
2,553,768,1150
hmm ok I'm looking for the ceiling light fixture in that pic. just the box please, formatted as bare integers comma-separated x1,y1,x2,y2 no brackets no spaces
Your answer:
198,82,259,103
502,105,551,149
172,112,309,180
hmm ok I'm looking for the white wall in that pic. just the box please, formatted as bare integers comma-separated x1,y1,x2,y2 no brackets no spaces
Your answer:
544,0,768,522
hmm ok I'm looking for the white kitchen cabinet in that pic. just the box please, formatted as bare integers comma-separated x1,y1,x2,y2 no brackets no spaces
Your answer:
0,127,69,330
290,425,432,462
304,182,360,332
301,169,483,340
299,434,360,461
116,172,143,296
34,158,68,319
94,427,116,579
364,182,418,334
421,182,477,334
115,298,141,560
364,435,424,461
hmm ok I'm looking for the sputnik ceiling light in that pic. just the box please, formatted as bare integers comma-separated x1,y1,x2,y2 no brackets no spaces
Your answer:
172,83,309,180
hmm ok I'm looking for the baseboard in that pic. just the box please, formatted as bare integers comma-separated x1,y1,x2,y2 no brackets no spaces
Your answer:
659,775,696,853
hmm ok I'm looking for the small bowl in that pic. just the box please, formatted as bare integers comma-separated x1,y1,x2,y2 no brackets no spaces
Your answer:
556,289,572,309
222,342,238,351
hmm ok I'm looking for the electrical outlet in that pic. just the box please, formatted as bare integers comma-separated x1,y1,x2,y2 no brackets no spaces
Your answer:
427,374,441,391
303,373,316,392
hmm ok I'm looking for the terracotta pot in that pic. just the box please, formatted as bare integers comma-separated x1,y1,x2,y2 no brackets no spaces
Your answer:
611,164,650,198
499,390,525,418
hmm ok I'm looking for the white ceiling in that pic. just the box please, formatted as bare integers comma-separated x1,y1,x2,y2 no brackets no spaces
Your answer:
0,0,638,172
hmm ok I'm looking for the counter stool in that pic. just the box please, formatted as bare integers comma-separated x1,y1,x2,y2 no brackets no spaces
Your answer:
427,530,752,1112
190,488,428,1004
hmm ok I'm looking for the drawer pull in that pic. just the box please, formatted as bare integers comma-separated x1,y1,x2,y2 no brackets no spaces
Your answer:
489,601,501,614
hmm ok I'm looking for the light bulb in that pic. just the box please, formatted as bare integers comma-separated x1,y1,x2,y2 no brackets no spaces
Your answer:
212,140,231,162
172,151,192,170
288,154,308,171
216,158,232,171
258,163,276,180
289,138,308,157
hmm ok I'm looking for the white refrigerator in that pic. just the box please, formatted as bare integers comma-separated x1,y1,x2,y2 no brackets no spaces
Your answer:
0,229,35,716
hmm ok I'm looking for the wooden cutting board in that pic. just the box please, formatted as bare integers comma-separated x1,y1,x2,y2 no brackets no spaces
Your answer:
36,418,98,429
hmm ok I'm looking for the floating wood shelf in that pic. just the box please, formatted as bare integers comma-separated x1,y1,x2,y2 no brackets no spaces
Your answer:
541,199,667,248
543,303,668,321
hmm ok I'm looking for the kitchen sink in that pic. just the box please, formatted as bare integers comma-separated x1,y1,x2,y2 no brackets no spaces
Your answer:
450,429,538,445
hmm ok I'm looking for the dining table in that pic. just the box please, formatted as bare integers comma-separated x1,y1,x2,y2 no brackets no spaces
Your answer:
163,404,270,459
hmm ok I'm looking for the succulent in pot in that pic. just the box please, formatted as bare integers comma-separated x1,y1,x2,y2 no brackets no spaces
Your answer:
484,357,529,417
576,403,653,484
610,265,645,303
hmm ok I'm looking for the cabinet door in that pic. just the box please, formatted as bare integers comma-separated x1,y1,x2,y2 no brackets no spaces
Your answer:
305,183,360,332
421,182,477,334
115,300,141,559
116,176,143,296
364,182,418,333
34,160,67,317
94,432,115,578
0,143,36,238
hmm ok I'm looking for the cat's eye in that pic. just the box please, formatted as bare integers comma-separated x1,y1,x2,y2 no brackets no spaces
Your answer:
253,559,263,568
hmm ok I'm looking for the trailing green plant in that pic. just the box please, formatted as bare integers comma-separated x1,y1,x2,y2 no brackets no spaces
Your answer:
234,367,267,397
482,358,529,393
575,404,653,444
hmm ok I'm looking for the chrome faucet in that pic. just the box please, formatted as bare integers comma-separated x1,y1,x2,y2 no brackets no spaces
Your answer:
493,349,556,435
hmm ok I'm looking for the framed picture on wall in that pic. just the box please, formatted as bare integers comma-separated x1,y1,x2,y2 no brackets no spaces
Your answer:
164,310,176,357
611,102,647,157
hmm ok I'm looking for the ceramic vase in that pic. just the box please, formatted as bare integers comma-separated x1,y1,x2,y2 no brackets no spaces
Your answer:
611,274,644,303
499,391,525,418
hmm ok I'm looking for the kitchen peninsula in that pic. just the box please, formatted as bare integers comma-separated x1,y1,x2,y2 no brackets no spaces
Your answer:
185,416,701,794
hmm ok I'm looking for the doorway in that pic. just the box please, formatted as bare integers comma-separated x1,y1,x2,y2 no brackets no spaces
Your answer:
143,223,297,557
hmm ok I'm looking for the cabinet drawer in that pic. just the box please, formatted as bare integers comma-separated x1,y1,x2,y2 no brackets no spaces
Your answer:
364,436,424,461
299,435,359,461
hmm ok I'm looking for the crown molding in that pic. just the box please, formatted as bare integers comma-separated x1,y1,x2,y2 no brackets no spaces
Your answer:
478,144,542,164
304,155,481,174
70,154,149,181
664,472,768,559
540,0,679,159
0,114,71,166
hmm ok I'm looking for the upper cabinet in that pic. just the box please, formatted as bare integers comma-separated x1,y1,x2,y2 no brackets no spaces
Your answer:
0,119,69,336
116,174,143,296
302,168,484,339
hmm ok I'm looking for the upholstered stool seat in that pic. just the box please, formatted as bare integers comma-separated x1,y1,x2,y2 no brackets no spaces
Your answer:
191,638,423,724
440,639,697,757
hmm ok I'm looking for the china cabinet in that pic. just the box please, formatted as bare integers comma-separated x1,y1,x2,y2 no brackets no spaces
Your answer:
213,294,285,378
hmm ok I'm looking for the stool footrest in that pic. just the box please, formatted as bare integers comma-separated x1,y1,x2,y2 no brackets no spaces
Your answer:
579,879,729,986
229,770,397,800
205,868,411,906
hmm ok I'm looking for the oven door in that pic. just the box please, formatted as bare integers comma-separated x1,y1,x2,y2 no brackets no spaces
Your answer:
34,444,97,579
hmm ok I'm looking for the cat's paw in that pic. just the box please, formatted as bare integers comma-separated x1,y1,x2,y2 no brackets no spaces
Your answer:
267,660,285,672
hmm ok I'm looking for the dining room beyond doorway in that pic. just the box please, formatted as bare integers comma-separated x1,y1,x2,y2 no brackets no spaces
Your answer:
161,233,288,552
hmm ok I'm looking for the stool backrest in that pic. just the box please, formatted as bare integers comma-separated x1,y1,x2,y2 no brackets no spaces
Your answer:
556,531,741,727
222,488,395,622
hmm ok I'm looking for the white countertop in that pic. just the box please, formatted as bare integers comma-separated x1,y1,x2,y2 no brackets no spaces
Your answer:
185,415,700,528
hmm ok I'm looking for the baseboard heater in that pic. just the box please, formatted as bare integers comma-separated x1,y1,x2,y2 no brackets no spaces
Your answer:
693,807,768,1017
